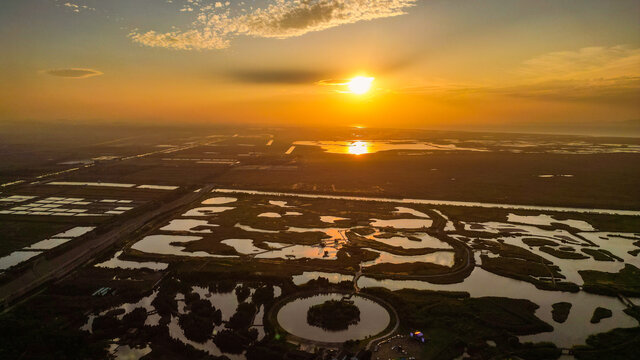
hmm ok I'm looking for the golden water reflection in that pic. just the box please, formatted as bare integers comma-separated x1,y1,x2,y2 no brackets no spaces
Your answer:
292,140,488,155
347,141,370,155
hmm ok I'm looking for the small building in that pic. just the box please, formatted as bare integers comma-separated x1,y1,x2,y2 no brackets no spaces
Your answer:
410,331,427,343
91,287,112,297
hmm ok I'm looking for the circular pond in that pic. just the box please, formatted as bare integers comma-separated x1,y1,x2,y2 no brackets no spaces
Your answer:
276,293,391,343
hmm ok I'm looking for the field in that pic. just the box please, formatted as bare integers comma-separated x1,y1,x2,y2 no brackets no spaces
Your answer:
0,124,639,359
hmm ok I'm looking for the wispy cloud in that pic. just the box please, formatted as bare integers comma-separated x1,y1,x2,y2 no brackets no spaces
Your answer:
61,2,96,13
43,68,103,78
516,45,640,80
316,79,351,86
401,46,640,105
402,77,640,105
499,77,640,104
129,0,417,50
227,69,331,84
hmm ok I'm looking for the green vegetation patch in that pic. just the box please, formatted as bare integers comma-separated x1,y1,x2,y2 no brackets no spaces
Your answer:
539,246,589,259
307,300,360,331
179,296,222,342
573,327,640,360
522,238,558,247
590,307,613,324
480,255,578,292
580,264,640,297
582,248,623,262
551,302,572,323
362,287,556,360
0,219,74,257
0,310,108,359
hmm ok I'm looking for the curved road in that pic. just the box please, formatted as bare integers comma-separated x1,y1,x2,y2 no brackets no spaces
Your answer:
267,290,399,350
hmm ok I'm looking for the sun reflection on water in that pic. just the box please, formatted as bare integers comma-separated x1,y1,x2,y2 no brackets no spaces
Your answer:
347,141,369,155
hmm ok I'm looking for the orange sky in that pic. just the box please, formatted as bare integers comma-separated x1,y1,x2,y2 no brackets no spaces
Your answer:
1,1,639,134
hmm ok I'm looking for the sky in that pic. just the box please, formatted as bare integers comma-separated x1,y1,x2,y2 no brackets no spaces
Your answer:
1,0,639,134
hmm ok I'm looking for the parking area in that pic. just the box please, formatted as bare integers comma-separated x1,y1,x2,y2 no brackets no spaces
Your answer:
373,334,424,360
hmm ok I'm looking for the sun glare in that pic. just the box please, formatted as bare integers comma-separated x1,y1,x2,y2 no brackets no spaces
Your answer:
347,76,374,95
347,141,369,155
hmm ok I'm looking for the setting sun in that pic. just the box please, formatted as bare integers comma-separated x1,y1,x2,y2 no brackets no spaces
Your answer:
1,1,639,358
347,140,369,155
347,76,374,95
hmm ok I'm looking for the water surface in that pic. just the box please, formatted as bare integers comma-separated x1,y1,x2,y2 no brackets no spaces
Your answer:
277,293,390,343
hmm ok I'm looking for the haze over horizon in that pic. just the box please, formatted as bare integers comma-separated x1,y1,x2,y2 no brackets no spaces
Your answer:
1,0,639,135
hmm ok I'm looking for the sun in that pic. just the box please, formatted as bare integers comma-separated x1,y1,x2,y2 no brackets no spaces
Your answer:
347,141,369,155
347,76,374,95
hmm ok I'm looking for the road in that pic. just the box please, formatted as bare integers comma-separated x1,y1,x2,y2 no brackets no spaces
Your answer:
0,184,215,307
364,296,400,350
361,232,475,282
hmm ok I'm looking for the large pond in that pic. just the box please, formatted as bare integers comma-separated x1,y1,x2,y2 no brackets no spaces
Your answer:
277,293,390,343
357,267,639,347
292,140,485,155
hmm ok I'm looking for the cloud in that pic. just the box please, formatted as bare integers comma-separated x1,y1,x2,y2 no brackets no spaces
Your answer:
400,77,640,105
317,79,351,86
227,69,331,84
399,46,640,105
62,2,95,13
516,45,640,81
43,68,103,78
499,77,640,104
224,55,416,85
129,0,417,50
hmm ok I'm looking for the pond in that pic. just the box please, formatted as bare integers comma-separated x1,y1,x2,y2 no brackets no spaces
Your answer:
202,196,237,205
357,267,638,347
52,226,96,238
269,200,292,208
256,243,338,260
95,251,168,270
507,214,594,231
25,237,73,250
369,218,433,229
320,215,348,223
137,184,179,190
0,250,42,270
182,206,234,217
131,234,238,258
108,344,151,360
394,206,430,218
258,212,281,218
292,140,486,155
160,219,217,233
292,272,354,285
361,248,455,267
220,239,267,255
277,293,390,343
366,232,452,249
480,234,636,285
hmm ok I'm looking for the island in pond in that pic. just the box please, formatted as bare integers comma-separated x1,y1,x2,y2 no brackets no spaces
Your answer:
307,299,361,331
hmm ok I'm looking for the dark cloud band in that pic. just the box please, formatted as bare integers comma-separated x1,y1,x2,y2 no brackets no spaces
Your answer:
227,69,330,84
44,68,103,78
